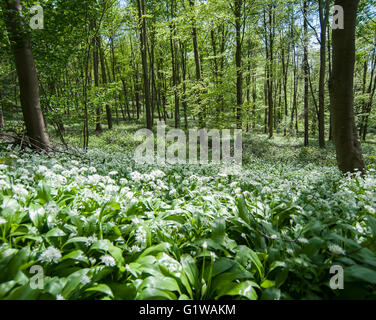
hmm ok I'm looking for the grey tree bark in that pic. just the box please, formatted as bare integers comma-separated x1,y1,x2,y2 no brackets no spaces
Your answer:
4,0,50,150
329,0,365,173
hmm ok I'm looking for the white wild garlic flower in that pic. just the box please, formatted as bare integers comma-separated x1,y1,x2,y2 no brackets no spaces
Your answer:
39,247,62,264
100,254,116,267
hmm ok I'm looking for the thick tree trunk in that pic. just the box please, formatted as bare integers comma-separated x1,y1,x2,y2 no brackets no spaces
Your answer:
4,0,50,150
329,0,365,174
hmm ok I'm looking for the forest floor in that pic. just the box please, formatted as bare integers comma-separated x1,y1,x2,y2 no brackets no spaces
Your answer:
0,123,375,300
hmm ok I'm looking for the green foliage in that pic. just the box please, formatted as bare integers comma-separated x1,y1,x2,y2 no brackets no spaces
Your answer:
0,134,375,300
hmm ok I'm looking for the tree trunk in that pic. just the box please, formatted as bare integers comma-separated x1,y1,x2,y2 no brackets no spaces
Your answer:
121,79,131,120
94,34,103,133
4,0,50,150
281,42,289,136
0,90,4,129
99,37,112,130
318,0,330,148
265,7,274,138
189,0,204,127
180,41,188,129
170,0,180,128
303,0,309,146
329,0,365,174
106,105,113,130
137,0,152,130
235,0,243,129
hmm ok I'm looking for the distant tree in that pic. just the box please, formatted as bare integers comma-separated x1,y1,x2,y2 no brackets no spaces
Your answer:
136,0,153,130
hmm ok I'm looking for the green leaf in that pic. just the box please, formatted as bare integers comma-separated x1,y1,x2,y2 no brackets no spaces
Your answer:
181,255,199,288
37,183,52,204
345,265,376,284
237,196,250,224
261,287,281,300
216,281,259,300
261,279,275,289
60,250,89,264
137,287,177,300
211,218,226,244
236,246,264,279
62,237,90,249
140,276,181,294
0,247,30,282
108,202,121,211
61,269,89,298
303,237,325,258
45,228,66,238
5,284,42,300
212,258,236,278
108,283,136,300
138,242,170,258
86,284,114,298
90,240,124,266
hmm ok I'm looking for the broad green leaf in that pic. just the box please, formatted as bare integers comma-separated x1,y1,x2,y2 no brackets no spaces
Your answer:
86,284,114,298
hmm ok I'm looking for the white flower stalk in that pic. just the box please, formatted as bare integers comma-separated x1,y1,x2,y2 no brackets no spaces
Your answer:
328,244,346,255
100,254,116,267
39,247,62,264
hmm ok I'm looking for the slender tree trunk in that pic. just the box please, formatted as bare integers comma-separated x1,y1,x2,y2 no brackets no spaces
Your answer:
360,48,376,141
189,0,204,127
291,43,299,135
149,26,157,124
219,25,227,116
121,79,131,121
303,0,309,146
362,67,376,141
180,41,188,129
4,0,50,150
252,75,257,129
328,26,333,141
281,43,289,136
93,35,103,133
106,105,113,130
329,0,365,174
170,0,180,128
235,0,243,129
318,0,330,148
99,37,113,130
0,90,4,129
137,0,152,130
265,7,274,138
